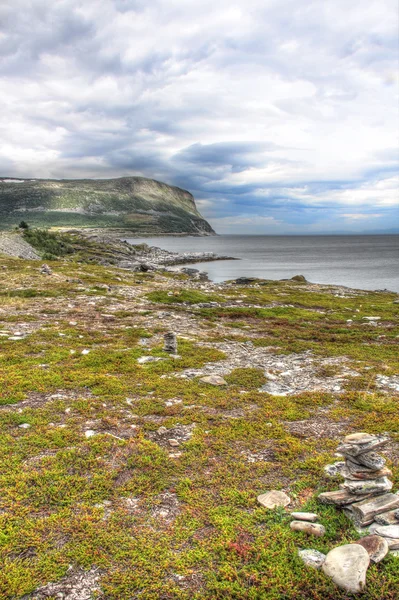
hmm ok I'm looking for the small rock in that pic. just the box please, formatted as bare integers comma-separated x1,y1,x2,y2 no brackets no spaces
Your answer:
200,375,227,386
137,356,163,364
290,512,319,522
298,549,326,569
257,490,291,509
168,439,180,447
157,426,168,434
355,535,389,563
40,263,52,275
81,349,90,355
290,521,325,537
18,423,31,429
85,430,96,438
322,544,369,594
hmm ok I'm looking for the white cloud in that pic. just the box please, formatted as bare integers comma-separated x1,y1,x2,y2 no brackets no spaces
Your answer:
0,0,398,231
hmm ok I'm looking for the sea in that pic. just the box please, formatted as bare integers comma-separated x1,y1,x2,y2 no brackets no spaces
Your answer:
125,235,399,293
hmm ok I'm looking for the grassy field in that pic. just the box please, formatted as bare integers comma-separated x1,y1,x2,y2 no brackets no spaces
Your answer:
0,245,398,599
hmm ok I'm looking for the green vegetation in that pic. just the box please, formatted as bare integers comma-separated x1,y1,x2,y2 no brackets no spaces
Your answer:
0,176,215,234
0,251,398,599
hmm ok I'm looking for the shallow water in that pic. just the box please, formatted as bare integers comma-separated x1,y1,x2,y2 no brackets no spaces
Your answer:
125,234,399,293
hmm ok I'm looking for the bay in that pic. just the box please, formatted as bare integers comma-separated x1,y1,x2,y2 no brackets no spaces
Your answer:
125,234,399,293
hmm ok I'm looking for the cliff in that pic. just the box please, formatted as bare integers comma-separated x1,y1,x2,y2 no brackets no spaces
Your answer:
0,176,215,235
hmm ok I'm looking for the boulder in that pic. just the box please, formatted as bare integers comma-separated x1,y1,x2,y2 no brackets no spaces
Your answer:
257,490,291,509
355,535,389,563
298,549,326,569
322,544,369,594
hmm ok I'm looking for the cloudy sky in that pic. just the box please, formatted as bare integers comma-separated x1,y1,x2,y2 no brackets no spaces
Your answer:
1,0,398,233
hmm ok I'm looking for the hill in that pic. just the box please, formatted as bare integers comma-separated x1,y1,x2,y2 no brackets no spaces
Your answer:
0,176,215,235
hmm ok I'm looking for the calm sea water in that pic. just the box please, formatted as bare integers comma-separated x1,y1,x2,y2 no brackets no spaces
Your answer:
125,235,399,293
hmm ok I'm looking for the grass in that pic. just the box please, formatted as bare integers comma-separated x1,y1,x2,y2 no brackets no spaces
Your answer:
0,246,398,599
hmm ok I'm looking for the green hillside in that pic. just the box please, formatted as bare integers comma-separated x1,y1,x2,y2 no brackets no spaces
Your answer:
0,176,215,235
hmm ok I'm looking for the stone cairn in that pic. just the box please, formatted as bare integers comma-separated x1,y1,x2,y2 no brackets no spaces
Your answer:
319,432,399,537
256,433,398,594
164,332,178,354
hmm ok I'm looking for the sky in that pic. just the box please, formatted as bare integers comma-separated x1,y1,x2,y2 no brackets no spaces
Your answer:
1,0,398,234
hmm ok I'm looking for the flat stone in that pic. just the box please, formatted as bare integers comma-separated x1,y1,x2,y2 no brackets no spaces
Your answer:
344,433,376,444
350,493,399,526
257,490,291,509
355,535,389,563
374,510,399,525
200,375,228,386
386,538,399,550
290,512,319,522
322,544,369,594
341,476,392,496
341,464,392,481
290,521,325,537
318,489,372,506
349,452,386,470
373,525,399,539
336,436,388,457
298,549,326,569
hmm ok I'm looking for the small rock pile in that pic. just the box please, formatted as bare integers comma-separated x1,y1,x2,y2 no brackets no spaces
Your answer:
319,432,399,537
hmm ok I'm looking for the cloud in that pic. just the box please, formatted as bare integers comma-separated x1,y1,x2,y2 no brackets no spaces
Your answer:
0,0,398,233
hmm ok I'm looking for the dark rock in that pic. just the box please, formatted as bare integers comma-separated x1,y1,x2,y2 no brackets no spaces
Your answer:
290,274,307,282
355,535,388,563
233,277,257,285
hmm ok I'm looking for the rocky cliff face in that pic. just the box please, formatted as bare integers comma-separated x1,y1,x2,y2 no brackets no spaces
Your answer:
0,176,215,235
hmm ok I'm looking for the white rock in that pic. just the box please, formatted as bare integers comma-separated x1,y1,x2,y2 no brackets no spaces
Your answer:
257,490,290,509
81,349,90,355
85,430,96,438
373,525,399,539
19,423,31,429
200,375,228,386
291,512,319,522
298,549,326,569
322,544,369,594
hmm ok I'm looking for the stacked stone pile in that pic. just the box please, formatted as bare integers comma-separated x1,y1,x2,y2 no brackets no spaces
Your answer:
319,432,399,534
